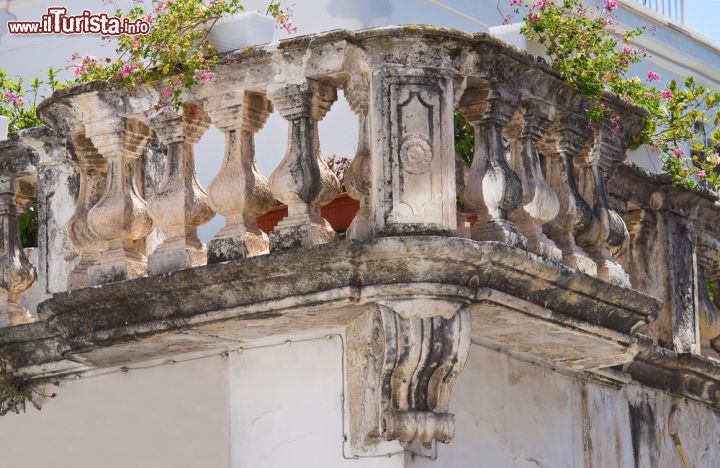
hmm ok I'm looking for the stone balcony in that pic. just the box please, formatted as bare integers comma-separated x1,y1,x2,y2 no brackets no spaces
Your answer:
0,25,717,455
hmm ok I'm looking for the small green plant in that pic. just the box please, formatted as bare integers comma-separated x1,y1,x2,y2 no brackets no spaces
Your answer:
454,111,475,166
19,202,38,248
502,0,720,190
0,348,56,416
75,0,294,111
0,68,66,133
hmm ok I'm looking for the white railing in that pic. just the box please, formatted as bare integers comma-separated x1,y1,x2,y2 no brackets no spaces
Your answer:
633,0,685,23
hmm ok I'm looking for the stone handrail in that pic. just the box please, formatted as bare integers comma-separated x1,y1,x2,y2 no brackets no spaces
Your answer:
0,26,650,322
27,27,642,288
1,26,720,444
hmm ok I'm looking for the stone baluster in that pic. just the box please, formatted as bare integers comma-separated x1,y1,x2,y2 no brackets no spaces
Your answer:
67,132,108,289
541,112,597,276
85,117,153,284
203,92,275,262
507,99,561,260
344,74,373,241
146,106,214,274
460,86,525,247
0,176,36,326
576,125,631,286
267,80,340,251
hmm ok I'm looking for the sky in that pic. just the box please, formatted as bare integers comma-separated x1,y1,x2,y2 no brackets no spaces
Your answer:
685,1,720,44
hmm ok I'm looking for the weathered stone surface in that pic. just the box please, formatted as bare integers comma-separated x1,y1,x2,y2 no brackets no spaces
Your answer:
0,132,41,326
146,105,214,275
21,237,657,371
506,97,561,260
268,80,340,251
0,26,716,461
204,92,275,262
611,163,707,355
346,304,470,450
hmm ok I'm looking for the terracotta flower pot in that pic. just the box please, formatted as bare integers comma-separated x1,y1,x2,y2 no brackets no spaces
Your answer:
257,192,360,234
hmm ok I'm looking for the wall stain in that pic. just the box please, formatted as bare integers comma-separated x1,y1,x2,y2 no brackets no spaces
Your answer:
628,394,658,468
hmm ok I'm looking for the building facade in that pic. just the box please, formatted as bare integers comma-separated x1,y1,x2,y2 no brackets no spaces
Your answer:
0,2,719,468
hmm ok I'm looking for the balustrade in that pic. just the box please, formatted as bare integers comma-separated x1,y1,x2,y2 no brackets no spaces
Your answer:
0,25,717,368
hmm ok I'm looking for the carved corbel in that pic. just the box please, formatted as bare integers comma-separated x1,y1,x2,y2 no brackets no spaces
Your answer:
346,303,470,452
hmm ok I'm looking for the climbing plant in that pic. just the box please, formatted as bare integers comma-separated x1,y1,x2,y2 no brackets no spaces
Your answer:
0,347,56,416
499,0,720,190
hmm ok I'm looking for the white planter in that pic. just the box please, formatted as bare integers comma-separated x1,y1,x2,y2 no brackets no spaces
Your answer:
489,22,549,62
0,116,9,141
207,11,276,54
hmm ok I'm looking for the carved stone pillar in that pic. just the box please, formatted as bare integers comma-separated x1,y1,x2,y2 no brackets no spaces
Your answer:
507,99,561,260
146,106,214,274
649,191,701,354
460,86,525,247
267,80,340,251
346,303,470,453
85,117,153,284
344,74,373,241
203,92,274,262
697,232,720,354
368,66,456,236
541,112,597,276
0,177,36,326
576,127,631,286
67,132,108,289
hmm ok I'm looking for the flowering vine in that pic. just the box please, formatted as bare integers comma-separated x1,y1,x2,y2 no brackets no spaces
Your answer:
503,0,720,190
74,0,296,112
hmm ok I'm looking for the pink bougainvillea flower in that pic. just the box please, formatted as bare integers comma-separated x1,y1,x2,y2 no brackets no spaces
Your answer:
660,89,673,100
276,15,298,35
532,0,548,9
697,170,707,178
672,148,684,156
120,61,139,79
647,71,661,81
193,69,215,84
527,13,541,22
3,92,23,107
622,46,632,55
72,55,99,78
510,0,522,5
605,0,619,11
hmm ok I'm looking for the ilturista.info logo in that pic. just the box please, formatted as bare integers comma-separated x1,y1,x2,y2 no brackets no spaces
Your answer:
7,7,150,35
